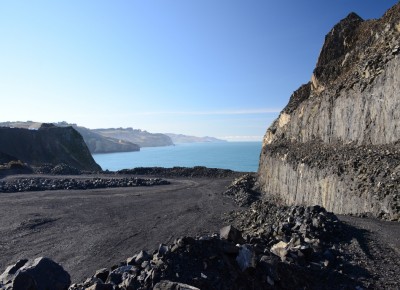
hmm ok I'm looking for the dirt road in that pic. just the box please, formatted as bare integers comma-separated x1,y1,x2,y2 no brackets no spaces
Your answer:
0,176,237,282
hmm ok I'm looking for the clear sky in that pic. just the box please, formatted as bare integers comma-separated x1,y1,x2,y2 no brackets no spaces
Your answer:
0,1,397,141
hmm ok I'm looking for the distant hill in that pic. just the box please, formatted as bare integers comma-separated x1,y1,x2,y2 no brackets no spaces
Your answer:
93,128,174,147
0,124,101,171
55,123,140,154
165,133,227,144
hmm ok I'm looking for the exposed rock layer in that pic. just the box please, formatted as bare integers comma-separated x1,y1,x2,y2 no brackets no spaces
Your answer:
258,4,400,220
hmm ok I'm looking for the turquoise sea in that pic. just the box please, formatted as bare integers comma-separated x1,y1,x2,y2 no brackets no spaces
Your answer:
93,142,262,172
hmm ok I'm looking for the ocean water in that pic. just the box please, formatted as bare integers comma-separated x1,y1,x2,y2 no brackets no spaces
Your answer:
93,142,262,172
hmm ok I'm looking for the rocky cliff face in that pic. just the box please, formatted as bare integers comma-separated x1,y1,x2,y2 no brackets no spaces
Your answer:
258,4,400,220
0,124,101,171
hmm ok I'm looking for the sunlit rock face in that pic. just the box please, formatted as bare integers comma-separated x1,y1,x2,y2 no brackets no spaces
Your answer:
258,4,400,220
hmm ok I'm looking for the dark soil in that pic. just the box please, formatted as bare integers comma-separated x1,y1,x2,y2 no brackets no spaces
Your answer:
338,215,400,289
0,174,237,283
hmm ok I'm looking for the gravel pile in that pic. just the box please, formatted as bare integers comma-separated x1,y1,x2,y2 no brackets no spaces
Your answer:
0,177,170,193
226,201,342,266
33,163,83,175
223,174,260,206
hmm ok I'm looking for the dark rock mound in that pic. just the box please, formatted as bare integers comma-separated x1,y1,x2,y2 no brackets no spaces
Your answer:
0,124,101,172
50,163,82,175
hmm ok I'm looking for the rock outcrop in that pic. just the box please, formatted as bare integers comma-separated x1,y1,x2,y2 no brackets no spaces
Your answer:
0,124,101,172
258,4,400,220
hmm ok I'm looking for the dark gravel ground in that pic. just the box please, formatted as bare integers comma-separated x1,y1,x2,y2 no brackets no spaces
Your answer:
338,215,400,289
0,174,237,283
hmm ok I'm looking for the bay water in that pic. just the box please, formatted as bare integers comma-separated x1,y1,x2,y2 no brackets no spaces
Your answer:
93,142,262,172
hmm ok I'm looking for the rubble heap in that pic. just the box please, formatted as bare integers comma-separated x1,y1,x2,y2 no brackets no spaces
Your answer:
223,174,260,206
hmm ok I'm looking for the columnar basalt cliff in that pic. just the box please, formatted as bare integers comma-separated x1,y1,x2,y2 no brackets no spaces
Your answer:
0,124,101,171
258,4,400,220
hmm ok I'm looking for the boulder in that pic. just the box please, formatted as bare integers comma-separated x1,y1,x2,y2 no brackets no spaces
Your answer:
236,245,256,271
219,225,245,244
270,241,289,261
0,257,70,290
94,268,109,283
135,250,151,264
157,244,169,257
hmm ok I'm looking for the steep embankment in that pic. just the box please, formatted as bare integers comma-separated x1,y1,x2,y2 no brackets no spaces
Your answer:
259,5,400,220
0,124,101,171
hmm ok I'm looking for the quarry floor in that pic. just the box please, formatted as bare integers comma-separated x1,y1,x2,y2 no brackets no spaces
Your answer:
0,174,399,288
0,175,237,282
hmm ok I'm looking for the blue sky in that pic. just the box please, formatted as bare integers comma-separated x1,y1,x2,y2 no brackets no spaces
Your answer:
0,1,397,141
